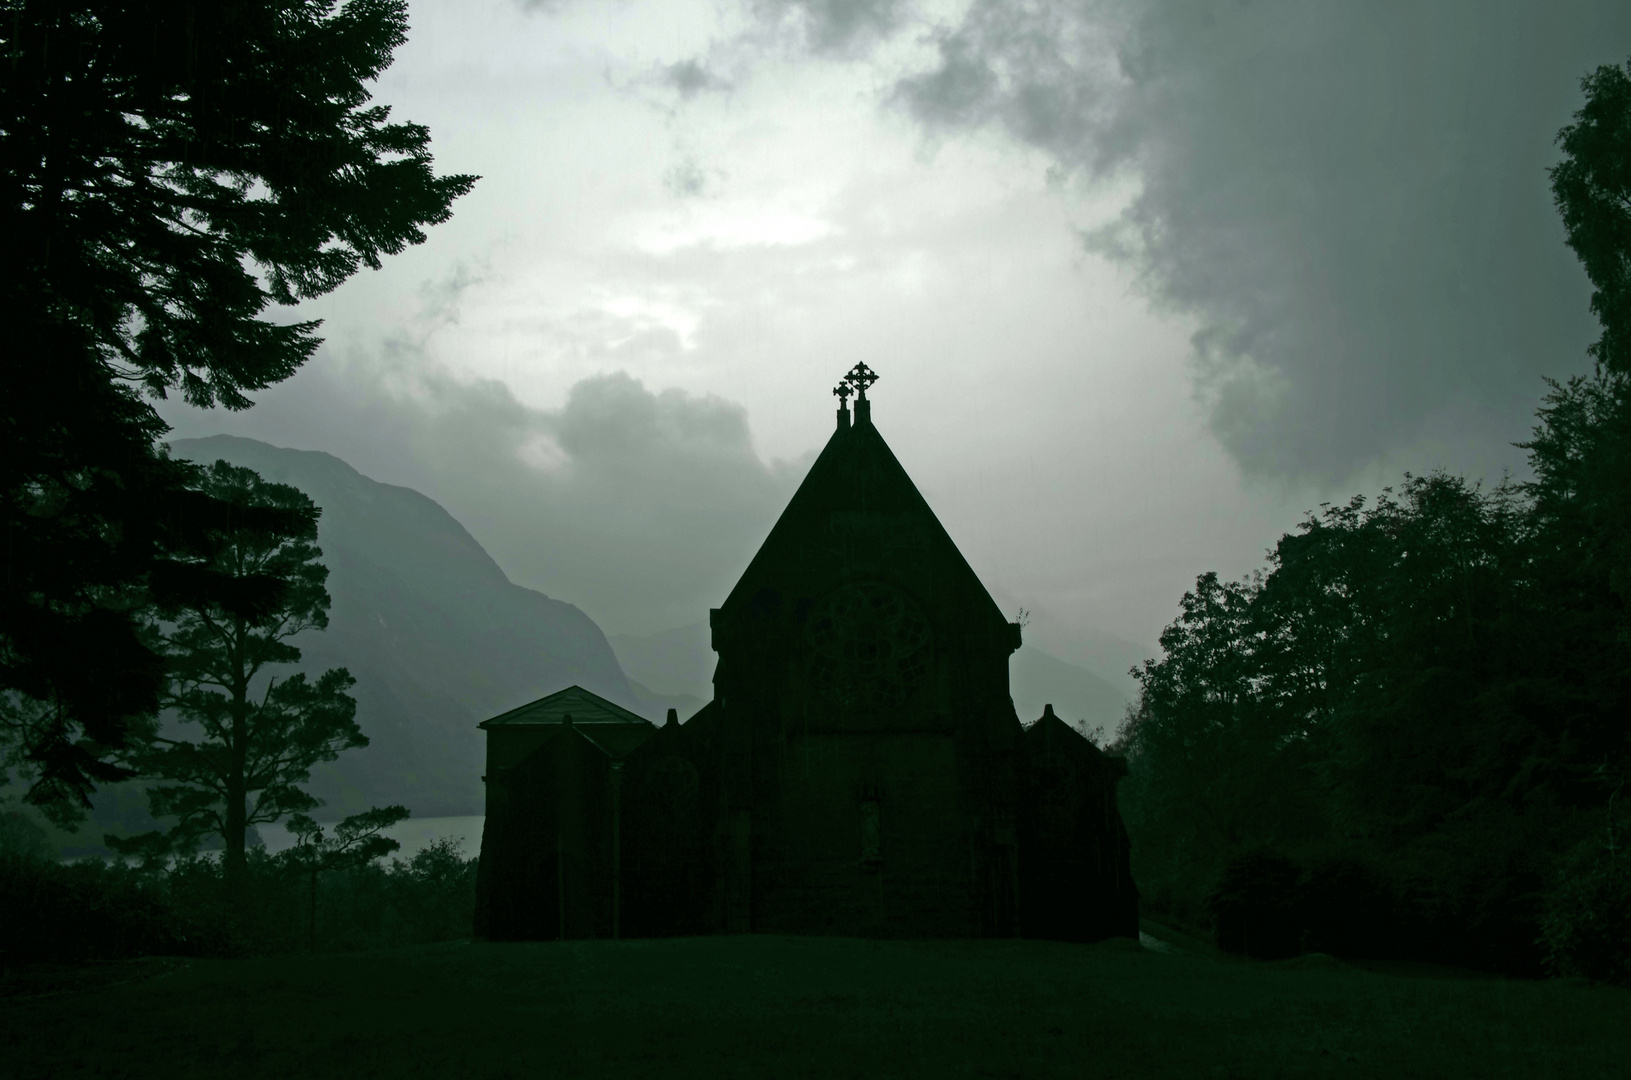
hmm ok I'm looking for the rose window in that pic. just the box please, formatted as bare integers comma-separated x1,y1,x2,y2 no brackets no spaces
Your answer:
805,582,931,710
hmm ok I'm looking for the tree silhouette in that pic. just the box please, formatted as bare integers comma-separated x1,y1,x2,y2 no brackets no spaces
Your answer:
285,805,409,951
1551,58,1631,377
112,462,368,900
1,0,475,817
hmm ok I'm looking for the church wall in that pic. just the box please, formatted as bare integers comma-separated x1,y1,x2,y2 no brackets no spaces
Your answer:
750,730,976,936
475,730,619,940
1017,715,1140,942
620,717,714,937
707,570,1026,937
485,726,554,774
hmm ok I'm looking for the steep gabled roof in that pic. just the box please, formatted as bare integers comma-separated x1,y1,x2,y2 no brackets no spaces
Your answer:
1023,704,1129,778
479,684,653,729
720,404,1008,631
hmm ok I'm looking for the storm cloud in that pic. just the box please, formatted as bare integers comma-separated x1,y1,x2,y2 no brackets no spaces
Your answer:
748,0,914,55
170,0,1631,661
719,0,1631,480
164,349,805,638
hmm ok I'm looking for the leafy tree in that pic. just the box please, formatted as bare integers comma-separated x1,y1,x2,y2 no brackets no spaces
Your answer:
1121,475,1582,968
1528,57,1631,824
1539,56,1631,619
285,805,408,951
1,0,476,817
113,462,370,898
1551,57,1631,377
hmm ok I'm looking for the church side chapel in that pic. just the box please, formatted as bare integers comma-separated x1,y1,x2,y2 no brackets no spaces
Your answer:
473,365,1139,941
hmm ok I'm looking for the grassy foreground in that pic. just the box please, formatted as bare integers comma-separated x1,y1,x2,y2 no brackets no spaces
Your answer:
3,930,1627,1079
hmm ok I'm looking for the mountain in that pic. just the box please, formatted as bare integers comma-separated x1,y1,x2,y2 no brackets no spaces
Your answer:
609,622,715,708
1047,625,1150,700
1008,646,1131,736
612,620,1130,737
168,436,657,818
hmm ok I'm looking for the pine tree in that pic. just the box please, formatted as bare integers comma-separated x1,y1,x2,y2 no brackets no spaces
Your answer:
114,461,373,899
1,1,475,815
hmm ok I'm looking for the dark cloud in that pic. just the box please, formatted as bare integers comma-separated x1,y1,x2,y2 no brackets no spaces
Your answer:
162,355,805,637
417,260,488,326
664,58,733,99
752,0,912,56
894,1,1127,168
889,1,1631,480
663,155,718,197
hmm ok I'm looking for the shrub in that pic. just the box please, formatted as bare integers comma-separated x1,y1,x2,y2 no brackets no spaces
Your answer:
386,839,482,944
1540,840,1631,985
1299,853,1399,960
0,810,54,863
1209,850,1303,959
0,855,202,965
0,839,480,965
1209,848,1401,961
282,839,479,953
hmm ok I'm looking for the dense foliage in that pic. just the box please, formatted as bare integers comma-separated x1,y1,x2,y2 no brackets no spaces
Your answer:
1118,59,1631,978
0,0,474,816
1122,432,1629,974
0,836,478,964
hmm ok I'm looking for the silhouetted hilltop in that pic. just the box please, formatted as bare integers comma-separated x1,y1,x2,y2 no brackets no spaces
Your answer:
168,436,653,817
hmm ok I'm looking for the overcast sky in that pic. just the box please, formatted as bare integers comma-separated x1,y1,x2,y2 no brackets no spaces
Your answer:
162,0,1628,666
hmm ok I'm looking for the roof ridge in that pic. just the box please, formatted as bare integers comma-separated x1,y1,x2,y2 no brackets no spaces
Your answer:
477,684,655,728
719,416,1006,628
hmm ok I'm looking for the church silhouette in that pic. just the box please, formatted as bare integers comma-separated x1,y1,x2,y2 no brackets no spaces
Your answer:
474,365,1138,940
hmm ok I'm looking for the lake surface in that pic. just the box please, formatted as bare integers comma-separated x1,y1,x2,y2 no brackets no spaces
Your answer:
253,815,485,861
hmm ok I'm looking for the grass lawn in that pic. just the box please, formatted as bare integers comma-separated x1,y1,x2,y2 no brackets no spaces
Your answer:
3,928,1627,1079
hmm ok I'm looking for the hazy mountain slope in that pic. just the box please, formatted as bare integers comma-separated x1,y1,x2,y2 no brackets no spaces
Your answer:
609,622,716,705
1054,626,1149,699
169,436,648,817
1009,646,1131,735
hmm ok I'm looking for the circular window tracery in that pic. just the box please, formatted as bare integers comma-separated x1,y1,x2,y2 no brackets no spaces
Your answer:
805,582,931,710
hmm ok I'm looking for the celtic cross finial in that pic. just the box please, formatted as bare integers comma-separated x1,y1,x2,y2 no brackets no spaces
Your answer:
833,382,853,407
844,362,878,400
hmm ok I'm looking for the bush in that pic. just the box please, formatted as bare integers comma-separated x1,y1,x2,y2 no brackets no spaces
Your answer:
0,854,208,965
0,810,54,863
1209,850,1303,959
1540,840,1631,985
1208,848,1400,961
292,839,480,953
1299,853,1399,959
0,839,480,965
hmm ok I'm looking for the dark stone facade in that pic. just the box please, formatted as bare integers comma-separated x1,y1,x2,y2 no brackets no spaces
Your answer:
1019,706,1139,940
475,392,1137,941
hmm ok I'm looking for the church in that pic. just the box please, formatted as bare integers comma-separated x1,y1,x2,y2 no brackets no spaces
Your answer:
473,365,1138,941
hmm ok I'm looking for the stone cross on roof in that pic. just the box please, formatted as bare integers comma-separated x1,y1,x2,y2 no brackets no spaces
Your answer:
832,381,853,407
844,361,878,400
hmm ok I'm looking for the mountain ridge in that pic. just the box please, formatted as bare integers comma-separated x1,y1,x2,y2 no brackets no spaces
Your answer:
167,435,660,818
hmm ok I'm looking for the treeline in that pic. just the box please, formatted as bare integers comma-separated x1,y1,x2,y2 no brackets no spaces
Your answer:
0,834,478,964
1116,61,1631,982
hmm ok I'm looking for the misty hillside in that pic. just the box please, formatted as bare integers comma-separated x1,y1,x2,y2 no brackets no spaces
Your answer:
168,436,658,818
609,623,716,708
612,621,1130,734
1009,647,1130,734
